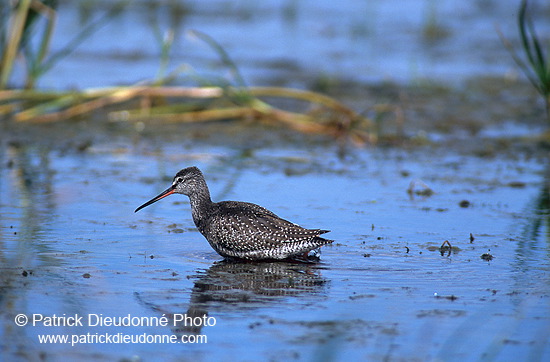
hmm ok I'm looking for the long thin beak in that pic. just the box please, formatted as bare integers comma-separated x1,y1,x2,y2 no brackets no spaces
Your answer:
135,186,176,213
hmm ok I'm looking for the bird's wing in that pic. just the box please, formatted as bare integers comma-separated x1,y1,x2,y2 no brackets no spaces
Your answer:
250,211,327,242
217,201,279,218
208,206,327,250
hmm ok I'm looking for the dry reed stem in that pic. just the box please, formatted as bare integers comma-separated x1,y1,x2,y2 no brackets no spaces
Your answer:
248,86,367,125
0,0,32,88
9,85,365,124
15,87,147,122
4,84,372,143
109,106,254,123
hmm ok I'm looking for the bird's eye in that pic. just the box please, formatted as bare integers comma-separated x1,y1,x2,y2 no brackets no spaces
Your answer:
176,177,183,183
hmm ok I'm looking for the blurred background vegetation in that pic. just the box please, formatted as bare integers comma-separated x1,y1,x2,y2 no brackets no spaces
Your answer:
1,0,548,143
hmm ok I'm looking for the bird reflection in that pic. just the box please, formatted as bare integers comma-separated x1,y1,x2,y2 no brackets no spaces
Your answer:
136,259,328,336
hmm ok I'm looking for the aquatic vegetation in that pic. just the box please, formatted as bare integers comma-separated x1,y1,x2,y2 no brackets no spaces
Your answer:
500,0,550,121
0,0,126,89
0,23,373,145
422,0,450,42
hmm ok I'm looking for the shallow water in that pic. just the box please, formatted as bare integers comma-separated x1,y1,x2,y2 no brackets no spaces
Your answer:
23,0,545,89
2,0,550,360
1,134,548,361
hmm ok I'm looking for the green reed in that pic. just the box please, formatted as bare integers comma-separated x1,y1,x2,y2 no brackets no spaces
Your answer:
502,0,550,121
0,0,126,90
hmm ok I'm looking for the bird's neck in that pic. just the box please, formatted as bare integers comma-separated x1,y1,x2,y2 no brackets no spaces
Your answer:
188,186,212,230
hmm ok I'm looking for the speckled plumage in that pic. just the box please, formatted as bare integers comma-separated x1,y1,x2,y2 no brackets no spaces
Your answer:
135,167,332,260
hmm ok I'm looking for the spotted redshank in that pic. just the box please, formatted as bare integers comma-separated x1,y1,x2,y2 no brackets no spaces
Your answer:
135,167,332,260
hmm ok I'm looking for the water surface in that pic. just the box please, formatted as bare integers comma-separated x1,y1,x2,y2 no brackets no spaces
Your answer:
1,133,548,361
1,0,549,360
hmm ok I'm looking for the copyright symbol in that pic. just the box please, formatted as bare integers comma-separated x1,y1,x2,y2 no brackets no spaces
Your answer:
15,314,28,326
